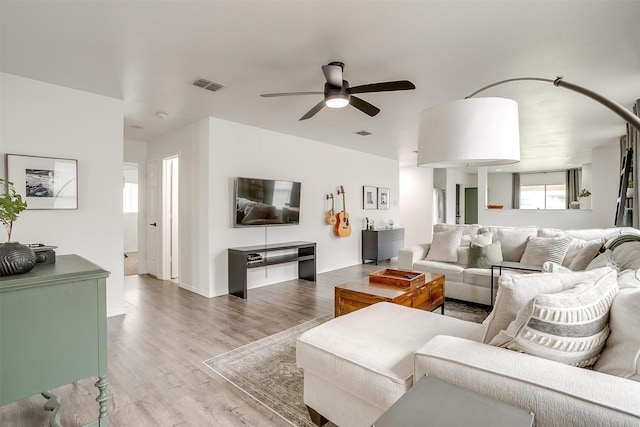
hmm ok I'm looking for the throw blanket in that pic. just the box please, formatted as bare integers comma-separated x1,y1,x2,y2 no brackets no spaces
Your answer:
606,234,640,251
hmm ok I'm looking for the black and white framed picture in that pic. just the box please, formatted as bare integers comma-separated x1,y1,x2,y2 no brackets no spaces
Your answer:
377,187,390,210
363,185,377,209
6,154,78,210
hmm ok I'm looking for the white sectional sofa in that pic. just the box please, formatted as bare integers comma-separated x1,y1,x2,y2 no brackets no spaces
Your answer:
297,231,640,427
398,223,640,305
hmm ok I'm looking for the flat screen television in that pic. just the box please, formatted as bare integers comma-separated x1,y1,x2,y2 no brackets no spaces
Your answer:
234,177,301,227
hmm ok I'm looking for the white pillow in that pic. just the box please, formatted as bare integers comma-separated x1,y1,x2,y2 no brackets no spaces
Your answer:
586,250,619,272
593,288,640,381
490,269,618,368
426,228,463,263
482,267,614,343
616,268,640,290
520,235,572,265
563,239,603,270
460,231,493,248
612,242,640,270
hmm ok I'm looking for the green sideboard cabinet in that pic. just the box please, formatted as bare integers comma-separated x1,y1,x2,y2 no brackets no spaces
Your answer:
0,254,110,426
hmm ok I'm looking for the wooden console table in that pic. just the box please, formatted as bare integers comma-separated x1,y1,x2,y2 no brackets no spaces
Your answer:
0,255,110,426
362,228,404,265
228,241,316,299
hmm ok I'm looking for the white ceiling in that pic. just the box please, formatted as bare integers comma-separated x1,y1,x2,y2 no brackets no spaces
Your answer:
2,1,639,172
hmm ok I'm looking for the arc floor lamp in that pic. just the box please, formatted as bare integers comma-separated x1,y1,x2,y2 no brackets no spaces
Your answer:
417,77,640,168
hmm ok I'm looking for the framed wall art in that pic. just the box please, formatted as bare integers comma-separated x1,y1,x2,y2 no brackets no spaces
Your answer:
363,185,377,209
377,187,390,210
6,154,78,210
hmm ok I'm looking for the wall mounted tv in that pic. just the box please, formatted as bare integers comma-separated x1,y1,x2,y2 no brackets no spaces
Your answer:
234,177,301,227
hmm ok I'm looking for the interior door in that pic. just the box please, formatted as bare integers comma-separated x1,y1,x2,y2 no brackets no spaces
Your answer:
145,159,161,277
465,187,478,224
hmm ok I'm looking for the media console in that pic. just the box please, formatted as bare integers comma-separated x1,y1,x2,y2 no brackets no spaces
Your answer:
228,241,316,299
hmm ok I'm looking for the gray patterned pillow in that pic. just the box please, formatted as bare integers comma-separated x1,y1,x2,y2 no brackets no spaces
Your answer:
520,235,572,265
490,269,618,368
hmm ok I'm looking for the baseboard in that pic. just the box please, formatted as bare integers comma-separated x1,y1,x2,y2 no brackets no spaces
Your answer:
179,282,212,298
107,309,126,318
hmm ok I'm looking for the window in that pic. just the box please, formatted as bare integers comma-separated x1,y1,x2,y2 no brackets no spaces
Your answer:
519,171,567,209
520,184,566,209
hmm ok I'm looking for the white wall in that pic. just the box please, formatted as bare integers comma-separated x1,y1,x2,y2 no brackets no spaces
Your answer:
147,119,210,295
146,117,398,298
399,166,434,246
488,173,512,208
478,145,619,229
1,73,125,316
207,117,400,297
446,169,476,224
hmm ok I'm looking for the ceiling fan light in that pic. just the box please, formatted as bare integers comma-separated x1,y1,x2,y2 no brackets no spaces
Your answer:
417,97,521,167
325,94,349,108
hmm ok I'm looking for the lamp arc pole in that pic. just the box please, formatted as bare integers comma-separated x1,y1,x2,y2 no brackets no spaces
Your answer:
465,77,640,132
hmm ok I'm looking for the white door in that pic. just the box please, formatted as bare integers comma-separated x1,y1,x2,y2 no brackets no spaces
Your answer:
167,157,180,279
145,159,161,277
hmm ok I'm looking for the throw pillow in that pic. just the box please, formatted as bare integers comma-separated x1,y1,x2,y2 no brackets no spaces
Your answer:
563,239,603,270
616,268,640,290
490,269,618,368
520,235,572,265
426,228,463,263
482,267,614,343
612,242,640,270
593,288,640,381
487,226,538,262
586,250,619,272
468,241,503,268
460,231,493,248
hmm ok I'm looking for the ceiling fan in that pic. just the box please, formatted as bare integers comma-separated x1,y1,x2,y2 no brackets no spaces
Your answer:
260,61,416,120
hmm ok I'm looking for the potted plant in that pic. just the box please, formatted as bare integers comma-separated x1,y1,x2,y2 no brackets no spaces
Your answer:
578,189,591,199
0,179,36,276
627,180,634,199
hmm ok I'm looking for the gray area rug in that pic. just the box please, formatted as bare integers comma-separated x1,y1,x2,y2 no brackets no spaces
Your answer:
203,302,490,427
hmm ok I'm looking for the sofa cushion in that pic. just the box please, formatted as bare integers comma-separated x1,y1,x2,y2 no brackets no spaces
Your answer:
468,241,503,268
586,249,619,272
463,268,526,289
520,235,572,265
566,239,604,271
594,288,640,381
434,223,481,236
612,242,640,270
296,302,484,411
616,268,640,290
488,226,538,262
490,269,617,368
412,260,464,283
426,228,463,262
482,268,614,343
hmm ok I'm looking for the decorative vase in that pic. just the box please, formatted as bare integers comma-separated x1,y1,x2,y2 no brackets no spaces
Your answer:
569,201,580,209
0,242,37,276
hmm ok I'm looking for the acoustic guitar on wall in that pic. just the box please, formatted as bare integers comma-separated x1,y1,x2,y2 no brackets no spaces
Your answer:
325,193,337,225
335,186,352,237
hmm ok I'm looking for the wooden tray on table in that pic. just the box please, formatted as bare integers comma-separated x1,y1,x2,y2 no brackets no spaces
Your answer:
369,268,425,288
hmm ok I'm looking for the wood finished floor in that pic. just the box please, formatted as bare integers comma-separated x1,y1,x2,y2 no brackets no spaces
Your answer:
0,260,395,427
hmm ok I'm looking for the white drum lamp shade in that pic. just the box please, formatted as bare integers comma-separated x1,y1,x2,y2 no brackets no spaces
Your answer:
417,97,521,167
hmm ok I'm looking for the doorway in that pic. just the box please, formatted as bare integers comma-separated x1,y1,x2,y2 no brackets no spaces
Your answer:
464,187,478,224
163,156,180,281
123,163,139,276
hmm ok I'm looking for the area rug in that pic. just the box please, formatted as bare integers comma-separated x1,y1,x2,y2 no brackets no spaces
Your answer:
203,302,490,427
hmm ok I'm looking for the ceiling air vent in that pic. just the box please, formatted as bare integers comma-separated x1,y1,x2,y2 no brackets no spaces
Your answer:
193,78,224,92
355,130,372,136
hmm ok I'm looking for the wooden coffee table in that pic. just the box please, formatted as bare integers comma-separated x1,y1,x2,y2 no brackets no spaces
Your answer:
334,272,445,317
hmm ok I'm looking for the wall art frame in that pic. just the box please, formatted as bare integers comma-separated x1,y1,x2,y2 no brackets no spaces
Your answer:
363,185,377,209
377,187,390,210
6,154,78,210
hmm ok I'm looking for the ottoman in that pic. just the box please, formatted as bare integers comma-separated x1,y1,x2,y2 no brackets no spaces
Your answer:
296,302,485,427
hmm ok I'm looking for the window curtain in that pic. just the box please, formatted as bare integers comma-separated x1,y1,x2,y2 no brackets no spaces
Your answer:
566,168,581,208
621,99,639,228
511,173,520,209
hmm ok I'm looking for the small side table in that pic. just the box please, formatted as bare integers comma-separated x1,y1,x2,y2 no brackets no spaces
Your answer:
372,375,535,427
490,261,543,306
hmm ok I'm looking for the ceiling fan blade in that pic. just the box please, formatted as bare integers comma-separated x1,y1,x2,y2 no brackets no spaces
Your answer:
299,100,326,121
322,64,343,87
349,80,416,94
261,91,323,97
350,96,380,117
